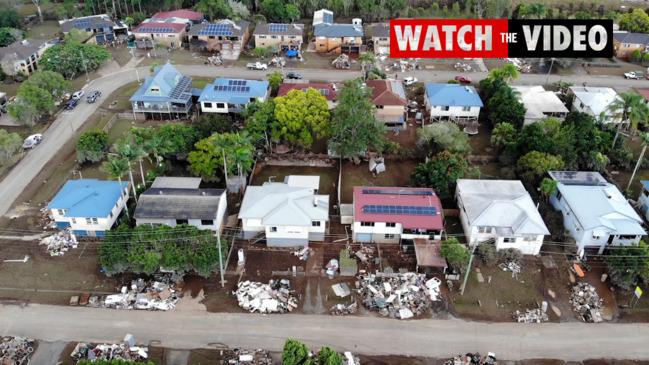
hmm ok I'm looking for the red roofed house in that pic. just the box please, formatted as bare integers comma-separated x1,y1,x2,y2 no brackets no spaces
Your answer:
151,9,204,24
133,9,204,49
352,187,444,244
277,82,337,108
366,79,408,130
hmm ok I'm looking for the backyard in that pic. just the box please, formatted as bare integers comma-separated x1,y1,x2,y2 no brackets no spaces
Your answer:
340,159,418,203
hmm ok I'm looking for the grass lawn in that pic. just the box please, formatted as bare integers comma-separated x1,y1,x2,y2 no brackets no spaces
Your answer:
192,77,213,89
25,20,60,39
340,159,418,203
102,81,141,111
251,164,338,197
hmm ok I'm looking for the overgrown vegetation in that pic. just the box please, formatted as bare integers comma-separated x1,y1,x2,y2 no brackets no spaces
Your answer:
282,339,343,365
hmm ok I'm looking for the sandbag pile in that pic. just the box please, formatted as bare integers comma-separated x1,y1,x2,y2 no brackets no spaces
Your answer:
234,279,298,314
570,282,603,323
0,337,35,365
359,272,441,319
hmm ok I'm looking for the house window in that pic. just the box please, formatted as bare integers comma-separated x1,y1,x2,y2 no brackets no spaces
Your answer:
270,226,278,232
386,222,396,227
92,218,98,224
209,36,215,39
259,35,267,39
523,236,536,242
216,103,225,108
203,102,213,108
86,218,92,224
360,222,375,227
503,237,515,243
176,219,188,225
644,189,649,198
57,209,65,216
618,235,638,240
556,191,562,201
462,106,471,112
271,35,278,39
71,218,76,224
312,221,321,227
442,106,450,111
478,226,492,234
376,105,384,109
201,219,214,225
385,234,395,239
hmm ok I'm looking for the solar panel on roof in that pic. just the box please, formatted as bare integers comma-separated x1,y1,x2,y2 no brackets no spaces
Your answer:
269,23,289,32
362,205,437,216
199,23,233,36
362,189,433,196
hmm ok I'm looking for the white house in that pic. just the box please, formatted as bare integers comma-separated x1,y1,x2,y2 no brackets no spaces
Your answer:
134,177,227,232
238,176,329,247
198,78,269,114
549,171,646,256
569,86,622,124
424,83,484,122
48,179,129,237
352,187,445,244
512,85,569,125
456,179,550,255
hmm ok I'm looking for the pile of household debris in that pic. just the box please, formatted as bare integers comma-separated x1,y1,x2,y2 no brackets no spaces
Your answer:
353,245,376,263
234,279,298,314
332,54,351,69
40,207,56,229
330,302,357,316
207,54,223,65
39,230,78,256
0,337,35,365
444,352,497,365
570,282,603,323
223,348,273,364
293,247,310,261
103,276,182,311
513,307,548,323
71,334,148,363
359,272,441,319
498,261,521,278
454,62,473,72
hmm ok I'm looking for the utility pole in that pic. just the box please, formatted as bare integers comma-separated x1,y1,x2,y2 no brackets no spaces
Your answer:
460,243,477,296
216,229,225,287
222,148,229,188
545,58,555,85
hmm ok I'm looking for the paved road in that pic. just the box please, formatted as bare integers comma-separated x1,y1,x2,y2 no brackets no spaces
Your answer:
2,303,649,360
2,63,649,217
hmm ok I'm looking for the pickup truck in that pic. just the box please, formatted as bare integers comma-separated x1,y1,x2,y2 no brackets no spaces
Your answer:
246,62,268,70
624,71,646,80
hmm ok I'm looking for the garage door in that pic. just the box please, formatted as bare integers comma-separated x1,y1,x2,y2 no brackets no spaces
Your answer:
355,233,372,243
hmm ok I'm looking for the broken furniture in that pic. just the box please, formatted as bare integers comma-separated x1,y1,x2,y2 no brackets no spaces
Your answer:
0,337,35,365
234,279,298,314
570,282,604,323
359,272,441,319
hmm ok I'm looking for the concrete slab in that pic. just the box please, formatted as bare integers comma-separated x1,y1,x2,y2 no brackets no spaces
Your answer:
166,349,190,365
30,341,66,365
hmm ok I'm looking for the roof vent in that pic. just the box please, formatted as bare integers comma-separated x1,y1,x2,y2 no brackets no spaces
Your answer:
465,86,471,93
313,197,318,207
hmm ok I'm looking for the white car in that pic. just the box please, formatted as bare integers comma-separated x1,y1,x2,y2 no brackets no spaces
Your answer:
22,134,43,149
72,90,85,100
403,76,418,86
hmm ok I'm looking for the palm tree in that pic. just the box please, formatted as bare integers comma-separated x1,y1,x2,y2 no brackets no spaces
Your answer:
102,155,131,217
114,139,145,201
628,133,649,191
142,132,170,173
608,92,649,149
488,63,519,82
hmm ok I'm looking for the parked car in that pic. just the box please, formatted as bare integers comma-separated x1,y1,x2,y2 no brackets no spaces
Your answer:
65,98,79,110
72,90,84,100
454,75,472,84
86,90,102,103
624,71,646,80
22,134,43,149
246,62,268,70
286,71,303,79
403,76,418,86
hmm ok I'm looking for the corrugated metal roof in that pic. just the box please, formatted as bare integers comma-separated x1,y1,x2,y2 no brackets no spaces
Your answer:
130,63,193,104
199,78,269,103
314,23,363,38
613,32,649,45
189,20,250,37
48,179,128,218
253,22,304,36
134,188,225,220
424,83,484,107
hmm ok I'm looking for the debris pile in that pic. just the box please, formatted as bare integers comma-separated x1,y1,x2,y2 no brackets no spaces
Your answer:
513,308,548,323
39,231,78,256
330,302,357,315
71,341,148,362
103,277,182,311
354,245,376,263
234,279,298,314
325,259,339,278
40,207,56,229
570,282,603,323
293,247,310,261
223,348,273,364
358,272,441,319
207,54,223,65
0,337,35,365
332,54,351,69
454,62,473,72
498,261,521,277
444,352,497,365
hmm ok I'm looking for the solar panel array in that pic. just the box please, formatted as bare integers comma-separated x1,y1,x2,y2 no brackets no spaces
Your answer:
198,23,233,36
362,189,433,196
169,77,192,100
362,205,437,216
214,85,251,93
74,19,92,29
269,24,289,33
138,26,174,33
228,80,247,86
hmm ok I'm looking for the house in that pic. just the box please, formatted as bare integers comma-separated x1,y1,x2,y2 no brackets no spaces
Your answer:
569,86,621,124
0,39,54,76
134,177,227,232
313,9,363,54
48,179,129,237
132,22,187,49
253,22,304,51
549,171,645,256
199,78,269,113
238,176,329,247
59,14,125,44
424,83,483,122
456,179,549,255
352,187,444,244
635,88,649,106
277,82,337,108
130,63,193,119
366,79,408,130
367,23,389,54
613,32,649,59
150,9,204,24
512,85,569,125
638,180,649,221
188,20,250,59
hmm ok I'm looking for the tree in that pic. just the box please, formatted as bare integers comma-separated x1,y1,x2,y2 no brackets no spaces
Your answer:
608,92,649,149
195,0,233,19
358,52,376,75
0,27,20,47
418,122,472,155
8,71,70,126
606,240,649,290
77,130,109,163
188,132,255,180
0,129,22,166
490,122,517,150
267,71,283,95
411,151,471,198
516,151,564,183
102,155,130,218
244,100,276,150
318,347,343,365
282,339,312,365
195,114,233,138
329,79,386,159
0,9,20,28
124,16,135,28
642,53,649,65
156,123,200,159
619,8,649,33
486,84,526,129
260,0,297,22
252,46,271,58
539,177,557,202
285,3,300,21
487,64,519,82
627,132,649,191
440,238,470,270
273,88,330,149
631,49,643,63
40,41,111,79
113,138,144,199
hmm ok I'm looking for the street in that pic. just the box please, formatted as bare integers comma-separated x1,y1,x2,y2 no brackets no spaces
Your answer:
2,62,649,218
2,303,649,360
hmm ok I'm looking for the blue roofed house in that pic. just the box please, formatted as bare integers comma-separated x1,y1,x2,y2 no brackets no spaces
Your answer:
424,83,484,123
549,171,646,256
48,179,130,237
130,63,193,119
199,78,269,114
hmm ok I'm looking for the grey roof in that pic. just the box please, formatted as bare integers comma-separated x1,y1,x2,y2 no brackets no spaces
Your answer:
253,22,304,36
314,23,363,38
188,20,249,37
151,176,201,189
134,187,226,220
456,179,549,236
238,182,329,226
613,32,649,45
368,23,389,38
548,171,607,186
60,15,116,33
0,39,49,62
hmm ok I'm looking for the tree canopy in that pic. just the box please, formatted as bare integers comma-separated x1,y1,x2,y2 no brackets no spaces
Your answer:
260,0,300,22
8,71,70,126
0,27,21,47
618,8,649,33
0,129,22,166
417,121,472,155
194,0,233,20
0,9,20,28
273,88,330,149
188,131,255,179
606,240,649,290
76,130,109,164
40,41,111,79
411,151,472,198
516,150,564,183
440,238,470,270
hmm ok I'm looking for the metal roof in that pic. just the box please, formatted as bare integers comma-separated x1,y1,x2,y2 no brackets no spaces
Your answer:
60,14,116,32
512,85,569,121
253,22,304,36
424,83,484,107
48,179,128,218
189,20,249,37
199,78,268,103
613,32,649,45
314,23,363,38
368,23,390,38
353,187,443,230
130,63,193,104
135,188,225,220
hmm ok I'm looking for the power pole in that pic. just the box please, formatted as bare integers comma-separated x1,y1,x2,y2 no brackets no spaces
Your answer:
216,230,225,288
460,243,477,296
